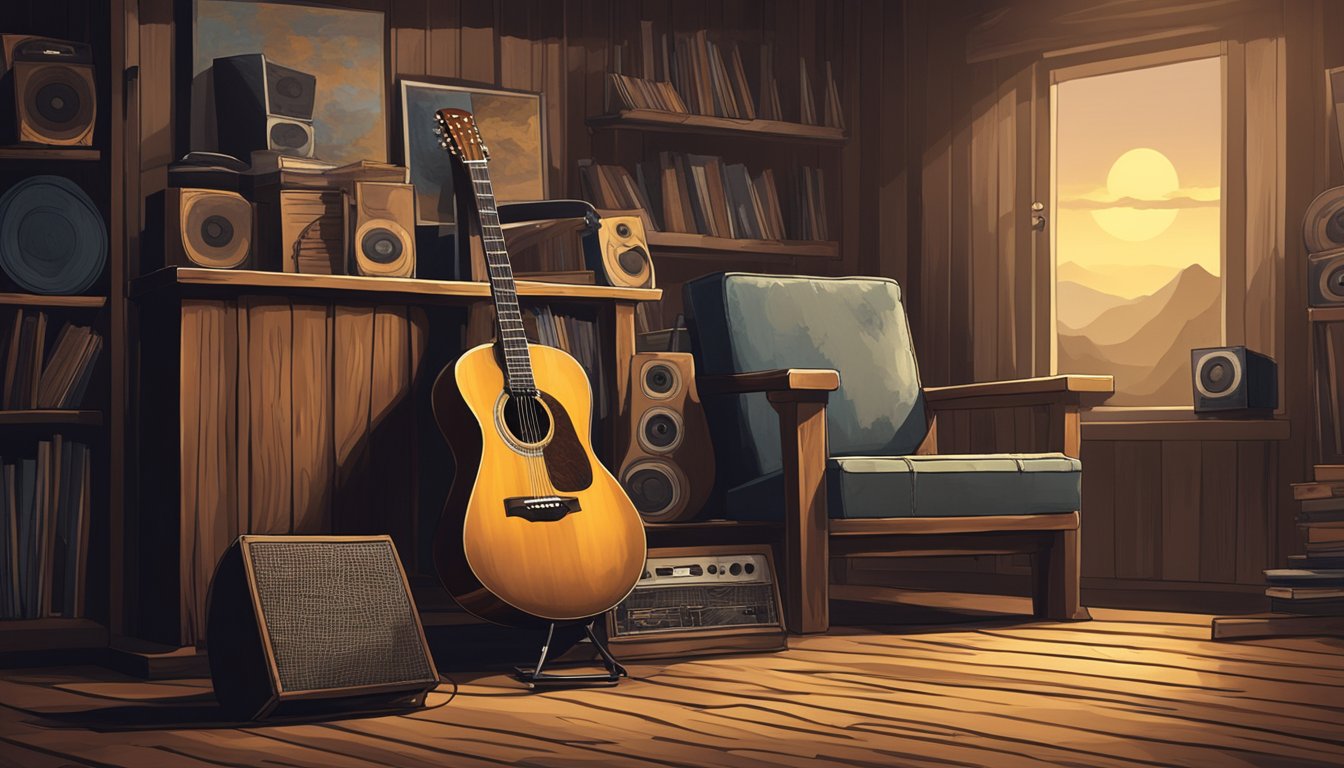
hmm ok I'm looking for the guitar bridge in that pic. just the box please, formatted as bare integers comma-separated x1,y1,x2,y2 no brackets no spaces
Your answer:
504,496,581,523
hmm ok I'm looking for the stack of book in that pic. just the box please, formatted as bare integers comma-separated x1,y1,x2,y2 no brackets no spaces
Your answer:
524,306,607,422
3,310,104,410
581,155,819,242
1268,465,1344,615
616,24,841,128
1,437,92,619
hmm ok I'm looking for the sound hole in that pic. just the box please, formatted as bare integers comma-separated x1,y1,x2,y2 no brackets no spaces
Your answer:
625,466,676,515
618,246,648,276
644,363,676,396
201,214,234,248
361,228,403,264
501,392,552,448
1201,361,1234,394
270,122,309,149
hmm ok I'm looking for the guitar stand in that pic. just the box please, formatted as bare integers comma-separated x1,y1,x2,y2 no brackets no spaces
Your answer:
514,621,628,689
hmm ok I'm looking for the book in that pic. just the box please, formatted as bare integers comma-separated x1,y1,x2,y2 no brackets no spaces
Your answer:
1317,465,1344,482
1263,569,1344,587
1293,481,1344,500
2,308,23,408
1269,597,1344,615
1288,554,1344,569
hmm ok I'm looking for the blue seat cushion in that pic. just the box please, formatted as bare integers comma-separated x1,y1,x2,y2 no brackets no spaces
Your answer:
724,453,1081,520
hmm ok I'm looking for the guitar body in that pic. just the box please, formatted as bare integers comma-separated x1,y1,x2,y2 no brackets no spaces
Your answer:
432,342,647,625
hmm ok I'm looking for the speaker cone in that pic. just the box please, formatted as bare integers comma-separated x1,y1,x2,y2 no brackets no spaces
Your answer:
1324,262,1344,302
641,360,680,399
1194,350,1242,400
270,121,311,150
182,190,251,269
361,227,404,264
620,460,686,522
638,407,683,453
21,63,95,142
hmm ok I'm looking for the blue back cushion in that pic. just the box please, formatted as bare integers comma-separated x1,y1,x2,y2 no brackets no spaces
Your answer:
685,273,929,492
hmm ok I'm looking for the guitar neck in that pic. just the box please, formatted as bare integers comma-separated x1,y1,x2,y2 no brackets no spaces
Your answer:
464,160,535,394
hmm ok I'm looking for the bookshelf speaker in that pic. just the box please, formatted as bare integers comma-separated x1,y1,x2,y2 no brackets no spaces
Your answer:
1191,346,1278,414
618,353,713,523
351,182,415,278
0,35,96,146
212,54,317,159
164,188,253,269
206,535,439,721
590,214,654,289
1309,250,1344,306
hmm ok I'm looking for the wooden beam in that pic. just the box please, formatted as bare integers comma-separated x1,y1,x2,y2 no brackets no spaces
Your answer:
698,368,841,396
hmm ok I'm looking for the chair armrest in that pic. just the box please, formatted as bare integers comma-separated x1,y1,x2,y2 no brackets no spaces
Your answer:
697,368,840,398
924,375,1113,411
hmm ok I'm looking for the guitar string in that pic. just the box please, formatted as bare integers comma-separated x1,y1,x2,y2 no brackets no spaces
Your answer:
468,160,551,498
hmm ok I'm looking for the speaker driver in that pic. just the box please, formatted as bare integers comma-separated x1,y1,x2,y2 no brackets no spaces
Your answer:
1193,350,1242,400
19,63,95,144
353,219,412,277
638,407,683,453
620,460,687,522
1312,250,1344,305
1304,186,1344,253
640,359,681,399
265,116,315,157
361,227,404,264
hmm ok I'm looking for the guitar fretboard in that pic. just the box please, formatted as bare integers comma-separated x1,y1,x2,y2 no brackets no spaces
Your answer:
465,160,535,395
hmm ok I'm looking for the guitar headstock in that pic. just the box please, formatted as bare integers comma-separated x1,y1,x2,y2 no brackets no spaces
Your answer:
434,108,489,163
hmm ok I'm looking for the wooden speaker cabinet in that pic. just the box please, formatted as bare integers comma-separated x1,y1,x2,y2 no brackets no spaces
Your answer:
206,535,439,720
0,35,96,146
163,188,254,269
351,182,415,277
617,352,714,523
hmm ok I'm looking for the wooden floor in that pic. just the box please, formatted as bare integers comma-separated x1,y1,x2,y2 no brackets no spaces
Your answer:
2,593,1343,768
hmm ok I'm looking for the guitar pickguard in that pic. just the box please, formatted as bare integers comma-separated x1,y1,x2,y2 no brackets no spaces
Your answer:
540,391,594,492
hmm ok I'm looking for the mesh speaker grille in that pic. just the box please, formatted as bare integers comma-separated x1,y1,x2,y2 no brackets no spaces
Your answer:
246,540,434,693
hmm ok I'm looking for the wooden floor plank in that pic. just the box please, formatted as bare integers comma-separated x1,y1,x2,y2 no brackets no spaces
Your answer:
2,610,1342,768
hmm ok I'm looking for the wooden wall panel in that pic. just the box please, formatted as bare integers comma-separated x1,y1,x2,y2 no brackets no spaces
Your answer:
1199,442,1239,584
1079,440,1115,578
290,304,334,534
1159,441,1201,581
333,306,376,536
245,298,293,535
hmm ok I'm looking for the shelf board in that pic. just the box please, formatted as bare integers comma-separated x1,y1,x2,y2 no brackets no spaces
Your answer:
0,292,107,308
132,267,662,305
647,231,840,260
588,109,847,144
1310,306,1344,323
0,617,108,653
0,410,104,427
0,145,100,161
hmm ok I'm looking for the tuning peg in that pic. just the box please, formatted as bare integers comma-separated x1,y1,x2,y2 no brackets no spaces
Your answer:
432,127,441,135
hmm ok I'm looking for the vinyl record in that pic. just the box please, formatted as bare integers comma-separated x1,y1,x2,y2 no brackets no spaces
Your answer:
0,175,106,294
1303,186,1344,254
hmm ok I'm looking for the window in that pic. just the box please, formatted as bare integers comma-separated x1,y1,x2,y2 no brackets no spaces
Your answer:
1051,54,1224,407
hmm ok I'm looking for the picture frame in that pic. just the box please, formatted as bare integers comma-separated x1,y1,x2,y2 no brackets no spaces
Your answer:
399,79,547,226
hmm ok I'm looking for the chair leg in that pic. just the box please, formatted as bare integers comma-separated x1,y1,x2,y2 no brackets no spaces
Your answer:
1034,527,1090,621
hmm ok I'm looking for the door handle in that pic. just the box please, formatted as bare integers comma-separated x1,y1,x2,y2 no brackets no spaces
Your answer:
1030,201,1046,232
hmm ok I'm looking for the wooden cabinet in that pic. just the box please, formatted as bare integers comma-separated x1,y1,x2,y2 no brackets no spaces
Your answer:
130,268,657,646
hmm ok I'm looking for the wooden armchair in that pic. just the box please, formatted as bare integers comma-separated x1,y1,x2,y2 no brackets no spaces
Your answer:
685,273,1114,634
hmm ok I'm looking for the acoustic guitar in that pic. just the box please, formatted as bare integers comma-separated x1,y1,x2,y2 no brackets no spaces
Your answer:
429,108,647,626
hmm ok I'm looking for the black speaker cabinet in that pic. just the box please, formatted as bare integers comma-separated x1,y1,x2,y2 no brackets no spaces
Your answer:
163,188,254,269
586,212,654,288
212,54,316,159
1310,249,1344,306
1191,346,1278,415
0,35,96,146
206,535,440,721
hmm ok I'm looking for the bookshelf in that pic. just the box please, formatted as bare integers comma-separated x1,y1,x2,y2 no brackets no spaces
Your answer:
0,294,107,309
0,410,103,427
1310,307,1344,323
588,110,847,144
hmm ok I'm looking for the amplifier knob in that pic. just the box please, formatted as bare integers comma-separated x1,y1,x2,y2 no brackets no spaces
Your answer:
707,565,717,574
729,563,742,576
745,563,755,575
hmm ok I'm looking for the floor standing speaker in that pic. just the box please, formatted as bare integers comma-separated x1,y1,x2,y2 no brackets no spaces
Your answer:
206,535,440,721
0,35,96,146
212,54,316,159
618,352,714,523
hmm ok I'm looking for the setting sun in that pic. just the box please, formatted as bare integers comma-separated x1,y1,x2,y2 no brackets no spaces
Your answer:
1091,147,1180,242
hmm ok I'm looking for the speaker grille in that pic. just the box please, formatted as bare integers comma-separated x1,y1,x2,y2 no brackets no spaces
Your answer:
246,540,434,693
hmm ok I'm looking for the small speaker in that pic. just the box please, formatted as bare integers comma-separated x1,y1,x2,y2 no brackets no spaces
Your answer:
618,353,713,523
587,213,654,288
164,188,253,269
1304,186,1344,254
213,54,317,159
278,189,347,274
1,35,96,146
206,535,440,721
1309,249,1344,306
351,182,415,278
1192,346,1278,414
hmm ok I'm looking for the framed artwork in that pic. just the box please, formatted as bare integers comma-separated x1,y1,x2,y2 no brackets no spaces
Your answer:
400,79,547,226
190,0,387,166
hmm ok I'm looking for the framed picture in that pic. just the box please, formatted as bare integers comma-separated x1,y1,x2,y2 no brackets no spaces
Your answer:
190,0,387,166
400,79,547,226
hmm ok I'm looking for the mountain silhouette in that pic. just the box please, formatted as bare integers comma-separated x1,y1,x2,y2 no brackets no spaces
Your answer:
1058,264,1222,405
1057,260,1181,299
1057,280,1131,330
